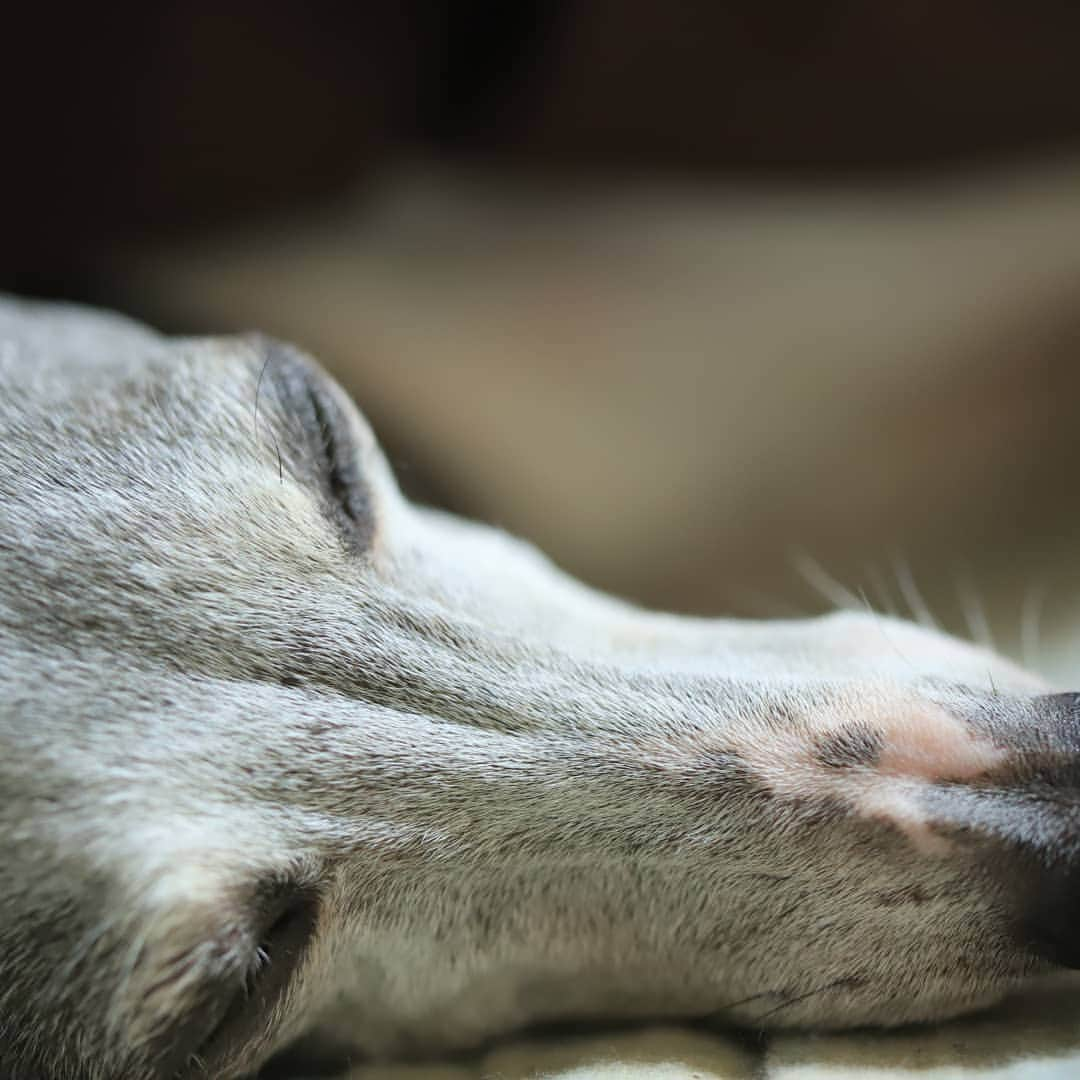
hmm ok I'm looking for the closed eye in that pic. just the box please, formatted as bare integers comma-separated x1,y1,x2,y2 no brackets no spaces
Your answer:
259,339,375,556
172,884,320,1078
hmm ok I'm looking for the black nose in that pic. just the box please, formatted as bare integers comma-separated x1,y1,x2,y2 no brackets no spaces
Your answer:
1025,863,1080,968
1033,693,1080,710
1013,696,1080,967
1031,692,1080,742
1019,846,1080,967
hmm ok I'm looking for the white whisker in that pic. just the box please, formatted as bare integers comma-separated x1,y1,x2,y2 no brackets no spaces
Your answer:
954,570,995,650
789,550,861,612
858,588,916,672
864,561,899,617
892,553,939,630
1020,581,1047,671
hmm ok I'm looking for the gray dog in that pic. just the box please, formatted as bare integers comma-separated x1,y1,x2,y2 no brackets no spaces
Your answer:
1,296,1076,1079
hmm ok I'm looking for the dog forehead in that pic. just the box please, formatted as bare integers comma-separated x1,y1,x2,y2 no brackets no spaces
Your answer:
0,307,347,553
0,294,162,371
1,315,256,450
0,306,371,725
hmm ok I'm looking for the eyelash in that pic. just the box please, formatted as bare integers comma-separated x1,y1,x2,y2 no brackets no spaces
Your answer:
261,342,374,556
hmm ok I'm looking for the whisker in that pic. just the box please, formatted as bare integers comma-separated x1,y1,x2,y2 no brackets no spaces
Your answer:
891,553,939,630
750,976,863,1026
954,568,995,650
252,344,285,484
864,561,899,617
857,587,877,616
253,349,271,443
1020,581,1047,671
789,550,862,612
854,587,916,672
707,987,787,1018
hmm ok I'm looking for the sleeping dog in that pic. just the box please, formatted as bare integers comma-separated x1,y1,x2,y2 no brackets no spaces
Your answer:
1,295,1076,1079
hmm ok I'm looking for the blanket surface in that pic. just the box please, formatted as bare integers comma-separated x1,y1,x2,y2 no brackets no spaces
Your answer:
329,980,1080,1080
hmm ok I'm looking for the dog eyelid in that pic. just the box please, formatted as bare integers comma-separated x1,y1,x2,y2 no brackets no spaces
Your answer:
261,340,375,556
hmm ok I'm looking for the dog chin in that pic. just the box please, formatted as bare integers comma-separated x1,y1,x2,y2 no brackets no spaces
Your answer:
780,987,1018,1031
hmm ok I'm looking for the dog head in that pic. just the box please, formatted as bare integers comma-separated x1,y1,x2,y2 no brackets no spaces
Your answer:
0,297,1074,1078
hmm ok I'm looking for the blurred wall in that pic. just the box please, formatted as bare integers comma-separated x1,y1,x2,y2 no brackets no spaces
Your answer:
5,2,1080,670
7,2,1080,289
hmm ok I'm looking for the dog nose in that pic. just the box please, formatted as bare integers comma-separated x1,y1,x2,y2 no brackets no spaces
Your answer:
1032,692,1080,715
910,692,1080,970
1023,864,1080,969
1010,693,1080,968
1031,692,1080,741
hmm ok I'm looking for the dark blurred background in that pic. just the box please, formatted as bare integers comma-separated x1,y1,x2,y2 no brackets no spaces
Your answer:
5,2,1080,675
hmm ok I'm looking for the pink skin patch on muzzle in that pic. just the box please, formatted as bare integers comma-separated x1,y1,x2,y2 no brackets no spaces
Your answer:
732,698,1006,855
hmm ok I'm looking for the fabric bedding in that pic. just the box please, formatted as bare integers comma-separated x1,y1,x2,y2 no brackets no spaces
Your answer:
339,979,1080,1079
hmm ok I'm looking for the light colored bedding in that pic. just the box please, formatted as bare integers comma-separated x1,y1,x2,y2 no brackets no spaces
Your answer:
338,979,1080,1079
